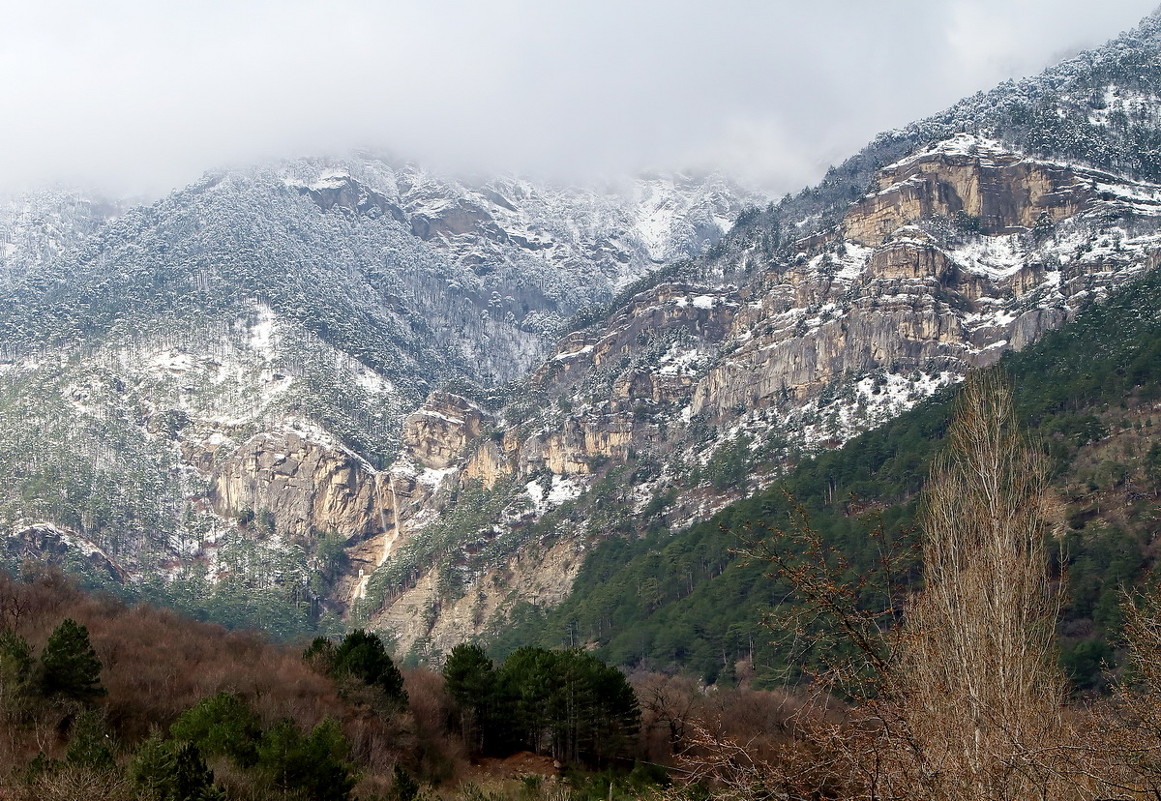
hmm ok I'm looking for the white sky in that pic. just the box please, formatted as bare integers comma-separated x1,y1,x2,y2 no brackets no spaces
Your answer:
1,0,1158,198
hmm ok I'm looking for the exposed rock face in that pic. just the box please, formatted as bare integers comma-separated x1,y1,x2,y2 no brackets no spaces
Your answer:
402,392,492,470
294,175,408,223
7,524,125,582
461,437,514,488
518,414,638,475
529,282,736,397
372,538,585,655
689,140,1161,423
209,429,388,540
843,139,1093,245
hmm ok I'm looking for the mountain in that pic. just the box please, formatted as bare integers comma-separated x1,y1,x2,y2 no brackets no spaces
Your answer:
0,158,757,636
8,12,1161,660
348,12,1161,657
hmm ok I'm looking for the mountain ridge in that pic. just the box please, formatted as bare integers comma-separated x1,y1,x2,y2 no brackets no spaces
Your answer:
7,11,1161,659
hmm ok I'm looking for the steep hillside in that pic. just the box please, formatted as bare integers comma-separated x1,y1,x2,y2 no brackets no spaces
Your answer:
491,266,1161,685
347,12,1161,656
0,161,753,635
358,133,1161,656
0,190,125,286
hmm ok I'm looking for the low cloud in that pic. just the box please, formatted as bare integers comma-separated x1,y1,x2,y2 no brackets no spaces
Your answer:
1,0,1156,198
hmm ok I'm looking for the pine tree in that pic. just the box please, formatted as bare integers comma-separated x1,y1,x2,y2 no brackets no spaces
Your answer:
169,692,261,768
131,732,223,801
40,618,105,702
65,708,116,771
442,643,496,754
330,629,406,705
0,628,34,714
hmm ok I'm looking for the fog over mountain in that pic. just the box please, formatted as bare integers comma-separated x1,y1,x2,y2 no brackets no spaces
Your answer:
2,0,1158,197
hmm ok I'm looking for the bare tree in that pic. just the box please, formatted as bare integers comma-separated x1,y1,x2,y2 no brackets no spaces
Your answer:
894,371,1069,800
707,373,1085,801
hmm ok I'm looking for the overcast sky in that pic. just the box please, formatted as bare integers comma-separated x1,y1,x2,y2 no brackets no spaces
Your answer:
2,0,1159,199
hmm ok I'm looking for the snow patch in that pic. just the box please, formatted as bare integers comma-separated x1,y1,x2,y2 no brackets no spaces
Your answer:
249,305,278,356
417,409,465,426
788,371,958,451
149,349,194,375
656,345,704,377
554,344,595,361
547,475,583,504
950,235,1026,280
417,466,458,487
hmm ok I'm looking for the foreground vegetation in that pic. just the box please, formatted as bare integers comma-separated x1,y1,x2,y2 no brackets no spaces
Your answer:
0,567,662,800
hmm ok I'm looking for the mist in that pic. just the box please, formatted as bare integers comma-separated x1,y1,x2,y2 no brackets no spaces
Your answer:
2,0,1158,198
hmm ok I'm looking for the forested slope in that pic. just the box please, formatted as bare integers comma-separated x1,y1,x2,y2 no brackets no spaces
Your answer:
494,268,1161,687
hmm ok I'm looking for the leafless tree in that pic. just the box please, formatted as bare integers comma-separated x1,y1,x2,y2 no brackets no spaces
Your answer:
697,373,1094,800
893,371,1069,800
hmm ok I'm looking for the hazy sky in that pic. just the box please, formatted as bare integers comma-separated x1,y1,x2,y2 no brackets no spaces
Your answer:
2,0,1158,198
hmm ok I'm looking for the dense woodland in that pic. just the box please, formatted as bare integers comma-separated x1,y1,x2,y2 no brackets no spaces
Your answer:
496,266,1161,689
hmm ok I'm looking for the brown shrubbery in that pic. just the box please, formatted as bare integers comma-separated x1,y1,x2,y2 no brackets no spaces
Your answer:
0,566,464,799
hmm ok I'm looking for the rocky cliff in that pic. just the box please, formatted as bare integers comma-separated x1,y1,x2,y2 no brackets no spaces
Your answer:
354,134,1161,653
208,428,388,540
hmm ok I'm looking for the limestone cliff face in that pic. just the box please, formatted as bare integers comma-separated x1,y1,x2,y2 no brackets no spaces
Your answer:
429,138,1161,507
208,429,388,540
688,140,1161,423
518,414,638,475
370,538,584,656
843,138,1092,246
457,283,736,484
402,392,492,470
529,282,735,395
461,437,514,487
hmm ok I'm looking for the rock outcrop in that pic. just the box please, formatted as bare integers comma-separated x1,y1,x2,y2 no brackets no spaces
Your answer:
843,137,1093,245
209,429,389,541
402,392,493,470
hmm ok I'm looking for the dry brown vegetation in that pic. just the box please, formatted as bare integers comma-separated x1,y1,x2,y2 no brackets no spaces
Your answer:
0,566,466,799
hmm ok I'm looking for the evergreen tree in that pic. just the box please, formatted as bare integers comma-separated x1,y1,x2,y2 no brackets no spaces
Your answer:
65,708,116,772
303,635,337,673
495,647,639,765
170,692,262,768
258,718,355,801
442,643,496,754
131,732,223,801
39,618,104,702
0,628,34,714
331,629,407,705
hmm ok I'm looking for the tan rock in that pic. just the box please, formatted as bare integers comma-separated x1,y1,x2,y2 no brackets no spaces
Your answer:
209,429,389,541
402,392,493,470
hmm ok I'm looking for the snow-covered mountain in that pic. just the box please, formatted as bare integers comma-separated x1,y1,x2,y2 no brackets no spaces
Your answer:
10,10,1161,652
0,156,758,634
0,190,124,287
